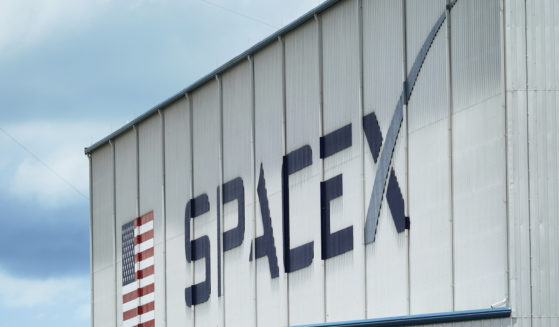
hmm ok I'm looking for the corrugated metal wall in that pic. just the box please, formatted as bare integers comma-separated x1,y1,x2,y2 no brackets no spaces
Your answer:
114,129,138,327
451,0,507,312
284,19,323,326
162,98,192,326
504,0,531,326
504,0,559,326
321,2,364,323
191,79,221,327
88,0,559,326
221,60,256,327
253,39,288,327
525,0,559,326
91,144,116,326
407,0,453,315
362,0,407,318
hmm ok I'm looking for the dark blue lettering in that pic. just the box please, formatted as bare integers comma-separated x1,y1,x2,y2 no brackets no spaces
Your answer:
282,145,314,273
250,164,279,278
185,194,211,306
320,125,354,260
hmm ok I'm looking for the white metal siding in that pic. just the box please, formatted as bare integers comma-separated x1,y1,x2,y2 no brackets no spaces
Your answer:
407,0,453,314
138,114,165,326
221,60,256,327
321,1,364,322
362,0,408,318
253,40,289,327
504,0,531,326
526,1,559,326
284,19,324,326
526,0,559,91
451,0,507,311
114,129,138,326
92,144,116,327
163,97,193,326
527,89,559,327
191,80,221,327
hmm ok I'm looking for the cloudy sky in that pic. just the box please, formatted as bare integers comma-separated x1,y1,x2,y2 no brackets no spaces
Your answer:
0,0,323,325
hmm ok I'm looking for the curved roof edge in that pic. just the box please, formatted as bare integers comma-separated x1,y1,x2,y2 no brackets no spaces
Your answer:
85,0,341,155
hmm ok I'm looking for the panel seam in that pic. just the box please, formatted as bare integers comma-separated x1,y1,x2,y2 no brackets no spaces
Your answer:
524,0,534,324
445,0,456,312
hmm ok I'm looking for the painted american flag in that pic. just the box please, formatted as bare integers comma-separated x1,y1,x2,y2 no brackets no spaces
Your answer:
121,211,155,327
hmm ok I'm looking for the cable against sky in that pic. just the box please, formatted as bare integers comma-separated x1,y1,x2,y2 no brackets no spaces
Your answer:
0,126,88,200
197,0,279,30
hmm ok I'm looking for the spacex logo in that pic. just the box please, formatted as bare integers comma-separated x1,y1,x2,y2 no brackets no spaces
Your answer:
184,110,409,307
183,0,456,306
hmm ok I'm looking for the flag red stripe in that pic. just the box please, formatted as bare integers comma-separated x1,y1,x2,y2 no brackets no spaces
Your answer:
134,229,154,245
122,283,155,303
136,319,155,327
135,211,153,227
135,247,154,263
122,301,155,320
136,265,154,280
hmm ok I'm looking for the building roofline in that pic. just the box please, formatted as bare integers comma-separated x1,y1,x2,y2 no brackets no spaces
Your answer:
85,0,341,154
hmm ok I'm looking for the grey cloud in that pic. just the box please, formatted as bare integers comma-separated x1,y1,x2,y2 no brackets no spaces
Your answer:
0,194,89,278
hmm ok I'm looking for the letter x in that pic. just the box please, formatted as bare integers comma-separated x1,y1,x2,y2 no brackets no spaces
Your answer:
363,111,408,244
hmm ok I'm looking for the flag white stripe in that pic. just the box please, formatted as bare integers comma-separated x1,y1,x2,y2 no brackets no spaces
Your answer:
135,256,154,271
138,310,155,322
122,298,140,312
122,316,140,327
122,281,140,295
138,221,153,235
135,239,154,253
139,275,155,287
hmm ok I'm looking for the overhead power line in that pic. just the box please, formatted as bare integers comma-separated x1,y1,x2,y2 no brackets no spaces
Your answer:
197,0,279,30
0,126,88,200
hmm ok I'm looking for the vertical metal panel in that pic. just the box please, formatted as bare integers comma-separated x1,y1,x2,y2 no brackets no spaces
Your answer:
321,0,365,322
504,0,532,325
253,40,289,327
94,267,117,327
139,115,164,243
526,0,559,91
114,129,138,326
284,19,324,325
452,99,508,309
191,80,221,327
163,97,193,326
92,144,116,327
451,0,507,311
92,144,116,271
138,114,165,325
362,0,407,318
405,0,446,77
504,0,527,92
451,0,502,115
406,0,453,314
221,60,256,327
505,90,531,327
528,91,559,327
526,1,559,325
